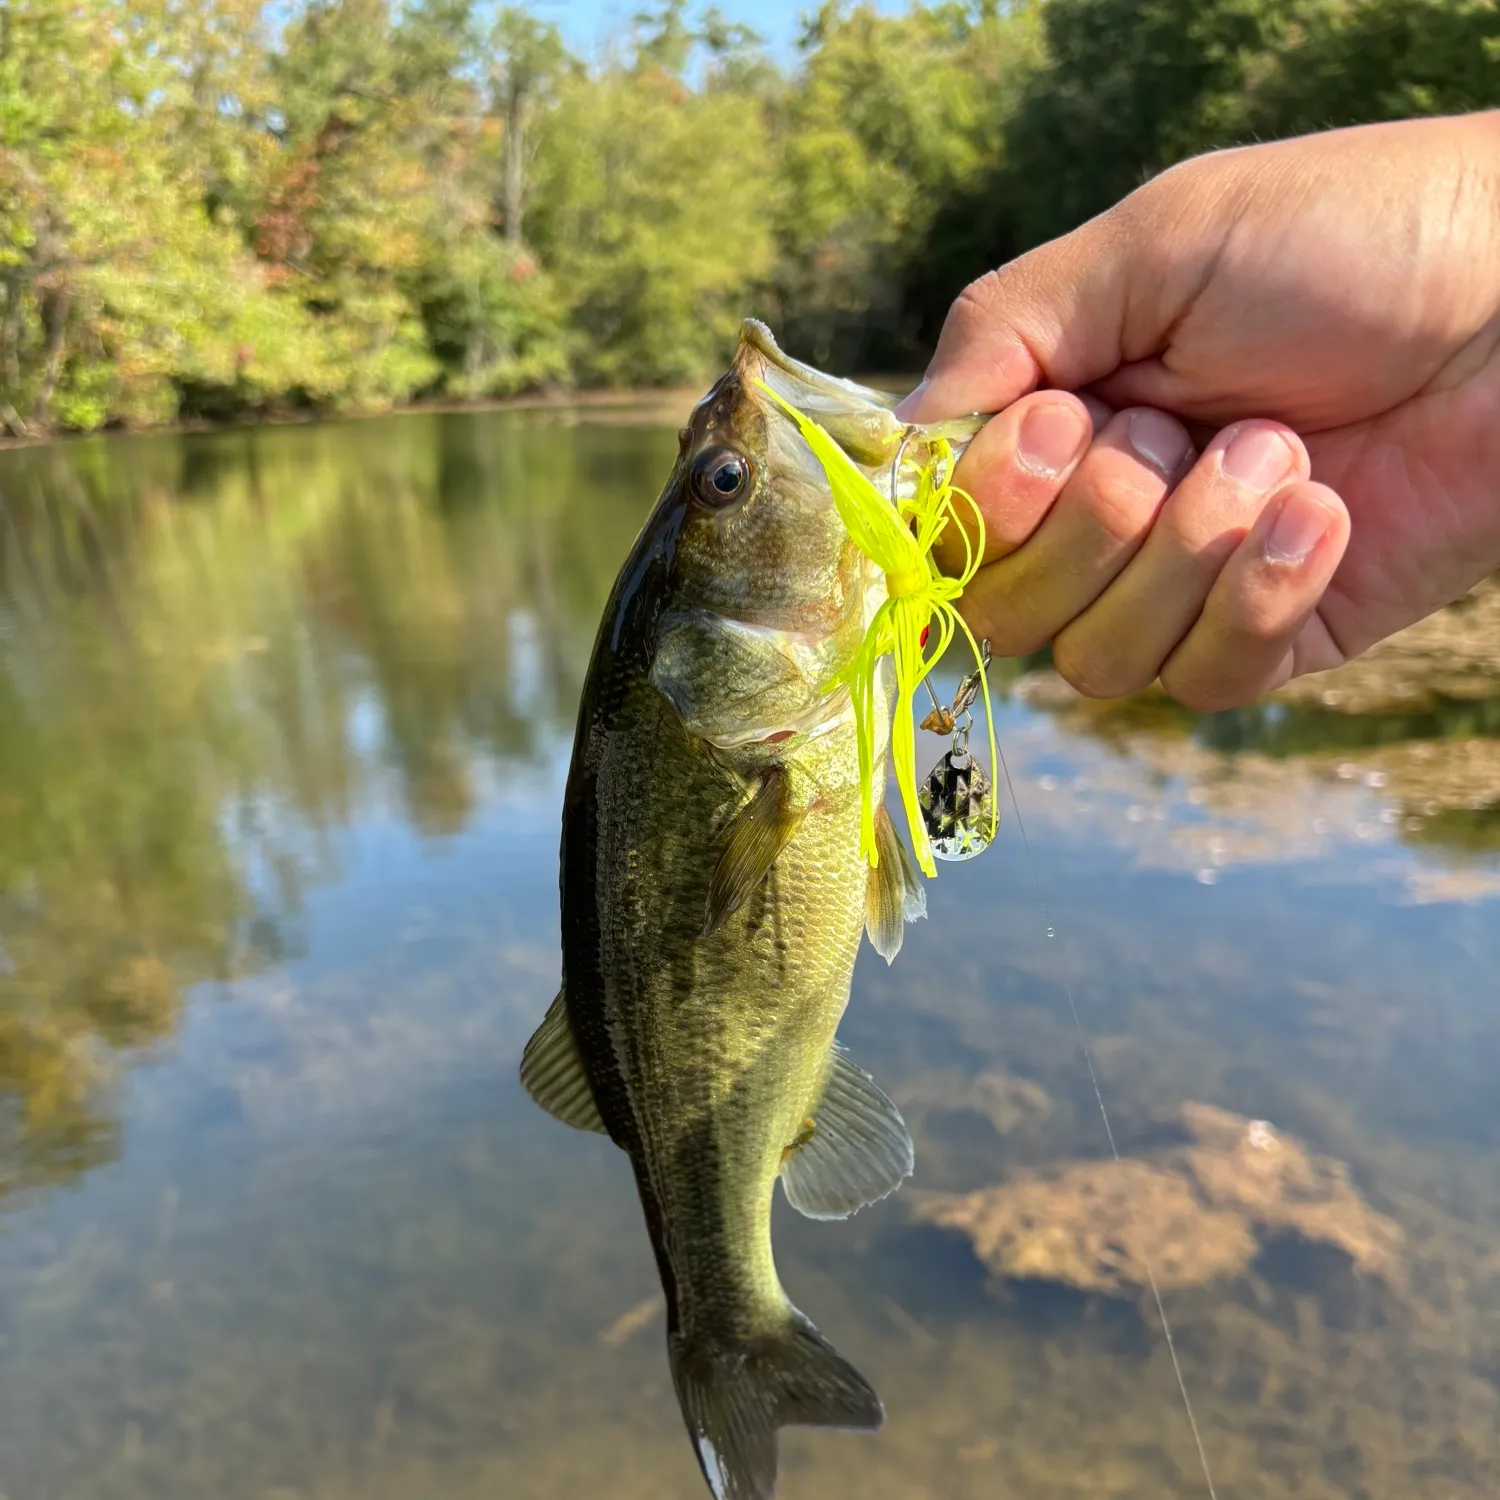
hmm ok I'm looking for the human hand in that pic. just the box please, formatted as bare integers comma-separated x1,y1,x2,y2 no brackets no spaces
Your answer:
898,111,1500,710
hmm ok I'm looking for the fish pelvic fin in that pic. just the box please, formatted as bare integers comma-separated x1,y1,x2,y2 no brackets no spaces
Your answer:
864,804,928,963
519,989,607,1133
780,1048,914,1220
669,1307,883,1500
704,764,807,936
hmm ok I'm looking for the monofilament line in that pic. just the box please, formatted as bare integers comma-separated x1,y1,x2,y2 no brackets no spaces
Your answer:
992,736,1221,1500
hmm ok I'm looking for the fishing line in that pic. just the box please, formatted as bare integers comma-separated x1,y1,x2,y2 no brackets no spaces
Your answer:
766,394,1218,1494
990,730,1221,1500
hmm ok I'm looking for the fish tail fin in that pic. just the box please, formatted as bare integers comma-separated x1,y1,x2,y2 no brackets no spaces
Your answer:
669,1307,883,1500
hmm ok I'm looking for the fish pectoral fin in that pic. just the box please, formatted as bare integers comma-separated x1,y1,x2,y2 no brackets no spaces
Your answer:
864,804,928,964
780,1048,915,1219
671,1307,882,1500
704,764,807,935
519,989,607,1134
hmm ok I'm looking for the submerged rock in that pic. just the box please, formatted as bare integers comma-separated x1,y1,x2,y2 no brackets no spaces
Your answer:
895,1069,1053,1137
913,1101,1403,1296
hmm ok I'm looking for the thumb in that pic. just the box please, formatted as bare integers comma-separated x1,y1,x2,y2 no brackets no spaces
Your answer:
895,200,1165,423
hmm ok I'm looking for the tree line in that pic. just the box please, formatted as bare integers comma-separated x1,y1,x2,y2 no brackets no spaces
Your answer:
1,0,1495,435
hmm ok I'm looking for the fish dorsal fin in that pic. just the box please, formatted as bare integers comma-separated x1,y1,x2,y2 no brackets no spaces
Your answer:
780,1049,914,1220
519,989,607,1134
704,765,806,935
864,804,928,963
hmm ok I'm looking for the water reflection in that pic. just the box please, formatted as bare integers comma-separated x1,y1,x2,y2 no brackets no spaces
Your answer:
0,412,1497,1498
1014,579,1500,901
0,414,666,1212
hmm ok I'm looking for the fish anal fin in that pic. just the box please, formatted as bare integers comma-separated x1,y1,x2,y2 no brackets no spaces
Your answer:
780,1048,914,1220
865,804,927,963
704,765,807,935
671,1308,882,1500
519,989,607,1133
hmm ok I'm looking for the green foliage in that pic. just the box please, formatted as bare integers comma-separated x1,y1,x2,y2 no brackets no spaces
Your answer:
903,0,1498,347
773,2,1043,367
0,413,663,1197
992,0,1301,253
411,237,571,399
529,56,780,385
0,0,1494,433
1251,0,1500,134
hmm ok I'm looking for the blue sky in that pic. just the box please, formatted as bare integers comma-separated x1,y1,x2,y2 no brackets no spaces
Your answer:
533,1,910,62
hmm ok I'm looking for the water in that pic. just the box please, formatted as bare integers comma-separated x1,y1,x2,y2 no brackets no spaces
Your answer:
1,410,1498,1500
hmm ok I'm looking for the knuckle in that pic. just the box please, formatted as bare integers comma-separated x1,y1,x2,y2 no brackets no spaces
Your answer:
1052,628,1150,701
950,269,1008,329
1081,471,1162,550
1157,504,1246,571
1221,591,1293,643
1160,663,1236,714
960,599,1043,660
1215,567,1309,643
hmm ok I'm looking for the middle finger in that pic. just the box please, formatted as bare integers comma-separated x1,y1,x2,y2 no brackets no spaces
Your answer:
1051,420,1311,699
956,406,1195,657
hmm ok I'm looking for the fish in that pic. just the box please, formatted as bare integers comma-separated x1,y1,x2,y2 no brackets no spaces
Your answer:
521,320,984,1500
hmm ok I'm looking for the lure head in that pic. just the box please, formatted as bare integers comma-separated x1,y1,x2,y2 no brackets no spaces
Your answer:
649,321,913,752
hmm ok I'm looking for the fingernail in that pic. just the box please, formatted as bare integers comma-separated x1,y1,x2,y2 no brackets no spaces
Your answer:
1221,425,1296,491
1127,409,1191,475
1016,401,1088,478
893,379,928,421
1263,492,1331,566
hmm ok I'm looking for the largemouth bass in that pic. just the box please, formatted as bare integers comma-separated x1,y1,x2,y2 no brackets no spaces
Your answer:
522,321,982,1500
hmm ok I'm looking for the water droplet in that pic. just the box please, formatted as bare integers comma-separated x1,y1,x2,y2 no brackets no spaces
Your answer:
1045,926,1055,938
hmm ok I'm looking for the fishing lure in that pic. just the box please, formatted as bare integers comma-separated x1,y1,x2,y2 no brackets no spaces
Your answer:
759,375,1223,1500
918,639,996,862
755,382,999,879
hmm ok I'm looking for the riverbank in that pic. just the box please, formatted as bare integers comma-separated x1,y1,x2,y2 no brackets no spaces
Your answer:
0,375,919,454
0,386,700,454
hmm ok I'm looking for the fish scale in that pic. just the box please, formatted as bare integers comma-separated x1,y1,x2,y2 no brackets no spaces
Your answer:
524,321,951,1500
597,682,868,1329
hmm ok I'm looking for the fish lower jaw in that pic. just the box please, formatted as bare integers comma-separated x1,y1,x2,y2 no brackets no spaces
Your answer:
702,686,853,751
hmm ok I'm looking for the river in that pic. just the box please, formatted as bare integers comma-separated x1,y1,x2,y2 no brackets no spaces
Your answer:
1,408,1497,1498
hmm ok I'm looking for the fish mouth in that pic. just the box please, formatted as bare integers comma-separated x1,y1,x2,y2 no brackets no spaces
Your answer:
703,683,853,751
735,319,898,417
733,320,912,470
735,319,986,474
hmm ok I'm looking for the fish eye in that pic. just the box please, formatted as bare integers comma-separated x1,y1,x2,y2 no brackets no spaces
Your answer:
690,447,751,507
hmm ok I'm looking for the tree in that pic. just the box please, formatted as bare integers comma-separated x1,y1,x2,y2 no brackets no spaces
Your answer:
2,0,1494,431
1250,0,1500,136
774,1,1042,368
526,6,780,384
488,8,570,247
995,0,1299,252
0,0,324,432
